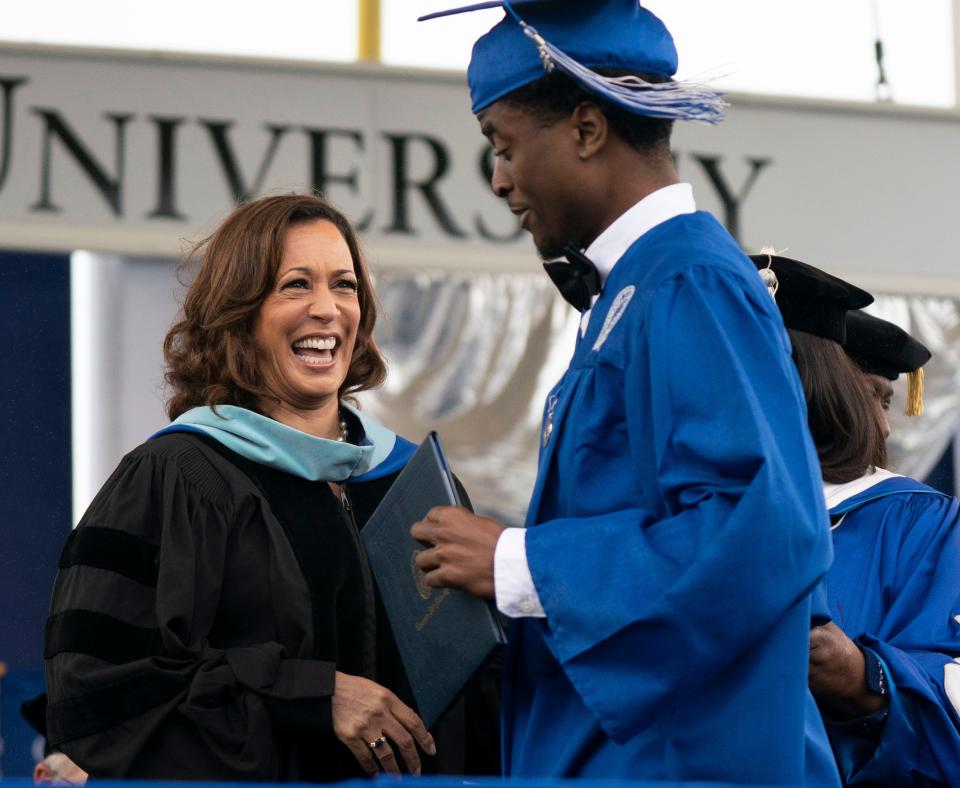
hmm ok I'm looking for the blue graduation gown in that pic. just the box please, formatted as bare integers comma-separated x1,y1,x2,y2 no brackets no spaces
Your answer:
826,475,960,785
504,211,838,783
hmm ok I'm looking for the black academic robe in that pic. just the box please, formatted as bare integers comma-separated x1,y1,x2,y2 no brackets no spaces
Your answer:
43,432,498,781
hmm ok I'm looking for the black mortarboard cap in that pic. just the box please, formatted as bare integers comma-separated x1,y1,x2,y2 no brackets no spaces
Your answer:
748,253,874,344
844,311,931,380
844,310,931,416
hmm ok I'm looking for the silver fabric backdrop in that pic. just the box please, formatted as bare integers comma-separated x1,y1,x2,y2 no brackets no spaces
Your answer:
360,270,580,526
76,255,955,524
361,273,960,524
868,295,960,481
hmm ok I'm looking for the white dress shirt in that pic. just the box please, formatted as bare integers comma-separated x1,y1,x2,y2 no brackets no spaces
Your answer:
493,182,697,619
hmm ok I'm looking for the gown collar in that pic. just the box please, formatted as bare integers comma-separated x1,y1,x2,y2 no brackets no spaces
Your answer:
155,402,399,482
579,182,695,336
584,182,696,289
823,467,903,513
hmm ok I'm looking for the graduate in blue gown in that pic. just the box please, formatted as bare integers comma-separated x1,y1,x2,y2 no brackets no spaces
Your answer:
409,3,838,783
751,255,960,785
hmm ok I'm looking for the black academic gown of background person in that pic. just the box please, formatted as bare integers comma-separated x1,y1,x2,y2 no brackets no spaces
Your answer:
44,408,498,781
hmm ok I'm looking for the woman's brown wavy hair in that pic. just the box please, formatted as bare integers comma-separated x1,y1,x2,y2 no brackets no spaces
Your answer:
164,194,386,420
787,328,887,483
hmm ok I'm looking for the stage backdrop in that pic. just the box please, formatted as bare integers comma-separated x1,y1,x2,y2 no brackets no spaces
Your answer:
1,49,960,771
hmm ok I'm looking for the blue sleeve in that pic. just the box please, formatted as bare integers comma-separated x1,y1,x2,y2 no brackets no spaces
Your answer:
831,495,960,784
525,266,834,741
822,650,903,782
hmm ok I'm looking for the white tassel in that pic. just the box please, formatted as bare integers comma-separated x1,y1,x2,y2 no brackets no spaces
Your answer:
519,22,727,124
757,245,783,299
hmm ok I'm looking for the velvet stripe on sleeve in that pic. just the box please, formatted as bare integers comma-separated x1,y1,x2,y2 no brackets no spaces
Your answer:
45,436,338,780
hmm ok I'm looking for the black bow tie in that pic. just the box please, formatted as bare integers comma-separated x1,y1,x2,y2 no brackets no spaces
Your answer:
543,244,601,312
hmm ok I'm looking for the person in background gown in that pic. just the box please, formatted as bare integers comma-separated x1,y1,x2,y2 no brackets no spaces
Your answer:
408,1,838,783
751,253,960,786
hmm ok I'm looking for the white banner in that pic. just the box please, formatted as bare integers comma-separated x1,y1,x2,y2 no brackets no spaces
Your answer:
1,44,959,292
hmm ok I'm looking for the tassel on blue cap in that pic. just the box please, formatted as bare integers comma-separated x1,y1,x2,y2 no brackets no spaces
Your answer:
419,0,727,123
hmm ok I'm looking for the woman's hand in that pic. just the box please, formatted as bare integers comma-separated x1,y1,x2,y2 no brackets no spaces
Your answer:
331,671,436,775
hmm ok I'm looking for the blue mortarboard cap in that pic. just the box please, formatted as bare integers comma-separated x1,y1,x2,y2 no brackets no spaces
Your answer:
419,0,726,123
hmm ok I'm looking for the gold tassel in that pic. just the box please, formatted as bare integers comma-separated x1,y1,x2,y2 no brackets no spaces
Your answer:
906,367,924,416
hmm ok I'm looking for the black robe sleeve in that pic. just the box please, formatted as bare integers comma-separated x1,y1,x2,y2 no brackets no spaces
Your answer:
44,437,337,780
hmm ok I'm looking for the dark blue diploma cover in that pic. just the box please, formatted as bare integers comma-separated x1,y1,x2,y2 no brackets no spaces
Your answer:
361,432,506,728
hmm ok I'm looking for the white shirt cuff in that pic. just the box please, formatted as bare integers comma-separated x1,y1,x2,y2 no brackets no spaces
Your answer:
493,527,546,618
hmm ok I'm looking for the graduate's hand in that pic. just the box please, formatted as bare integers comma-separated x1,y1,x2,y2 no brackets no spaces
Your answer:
808,623,888,720
410,506,504,599
331,671,436,776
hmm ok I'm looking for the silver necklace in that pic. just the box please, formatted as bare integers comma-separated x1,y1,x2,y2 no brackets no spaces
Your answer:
337,410,350,443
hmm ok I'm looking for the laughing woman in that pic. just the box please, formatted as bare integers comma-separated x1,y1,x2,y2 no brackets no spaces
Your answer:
43,194,498,781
